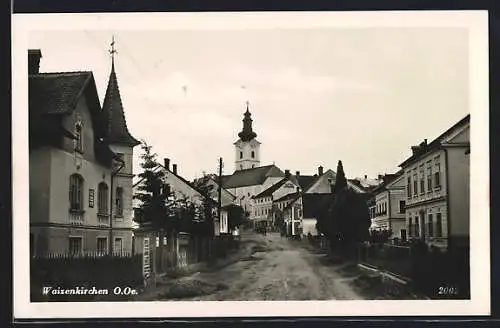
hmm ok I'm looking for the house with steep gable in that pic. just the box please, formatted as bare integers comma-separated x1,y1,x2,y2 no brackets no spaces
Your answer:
29,47,139,256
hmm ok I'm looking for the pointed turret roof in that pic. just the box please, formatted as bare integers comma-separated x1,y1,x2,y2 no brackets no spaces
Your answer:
237,102,257,142
102,44,140,147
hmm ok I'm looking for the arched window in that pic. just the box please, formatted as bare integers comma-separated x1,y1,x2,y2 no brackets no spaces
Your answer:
251,151,255,158
115,187,124,216
98,182,109,215
74,122,83,152
69,174,84,211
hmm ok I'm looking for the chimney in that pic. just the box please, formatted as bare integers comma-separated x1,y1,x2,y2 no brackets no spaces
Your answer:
164,158,170,170
285,169,290,178
364,174,367,180
318,166,324,176
296,171,300,176
28,49,42,75
173,164,178,175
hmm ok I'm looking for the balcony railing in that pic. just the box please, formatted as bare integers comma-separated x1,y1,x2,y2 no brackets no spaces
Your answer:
69,210,85,225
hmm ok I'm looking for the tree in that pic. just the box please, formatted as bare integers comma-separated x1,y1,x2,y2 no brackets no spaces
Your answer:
333,160,347,194
133,140,169,230
317,160,371,257
226,204,245,230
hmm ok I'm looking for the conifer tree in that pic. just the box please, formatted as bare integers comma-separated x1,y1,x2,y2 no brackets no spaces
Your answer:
133,140,168,229
333,160,348,194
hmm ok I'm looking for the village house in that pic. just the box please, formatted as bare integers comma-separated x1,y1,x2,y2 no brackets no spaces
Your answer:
283,167,369,236
29,48,139,256
192,173,237,234
399,114,470,250
369,171,407,240
132,158,218,270
252,169,319,228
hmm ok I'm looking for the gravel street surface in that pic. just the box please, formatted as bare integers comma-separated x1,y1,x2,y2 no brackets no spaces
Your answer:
137,230,364,301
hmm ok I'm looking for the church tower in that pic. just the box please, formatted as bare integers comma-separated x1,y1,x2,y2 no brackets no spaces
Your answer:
102,36,140,253
234,102,261,171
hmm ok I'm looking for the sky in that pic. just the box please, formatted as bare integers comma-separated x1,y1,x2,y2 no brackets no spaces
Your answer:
28,27,469,181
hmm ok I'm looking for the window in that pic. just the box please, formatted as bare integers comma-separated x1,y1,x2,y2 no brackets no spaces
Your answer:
436,213,443,237
407,176,412,198
420,172,425,194
252,164,255,168
400,229,407,241
69,174,84,211
240,151,243,159
413,175,418,197
74,122,83,152
434,163,441,188
69,237,83,255
427,214,434,237
115,187,124,217
240,165,243,170
427,165,433,191
251,151,255,158
414,216,420,237
114,238,123,254
97,183,109,215
163,237,167,245
408,217,413,237
97,237,107,254
88,189,95,208
399,200,405,213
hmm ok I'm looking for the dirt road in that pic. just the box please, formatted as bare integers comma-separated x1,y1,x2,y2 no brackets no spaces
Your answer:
139,231,364,301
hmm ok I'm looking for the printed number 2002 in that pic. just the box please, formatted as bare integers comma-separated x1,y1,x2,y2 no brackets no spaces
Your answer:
438,286,459,295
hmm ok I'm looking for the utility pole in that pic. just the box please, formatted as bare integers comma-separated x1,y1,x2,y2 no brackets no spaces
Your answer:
218,158,223,232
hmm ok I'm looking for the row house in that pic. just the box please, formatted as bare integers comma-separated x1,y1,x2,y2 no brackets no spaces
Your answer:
399,114,470,250
252,169,314,225
29,49,139,256
369,171,407,240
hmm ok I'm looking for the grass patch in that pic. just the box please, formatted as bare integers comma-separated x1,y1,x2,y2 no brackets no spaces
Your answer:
158,279,228,300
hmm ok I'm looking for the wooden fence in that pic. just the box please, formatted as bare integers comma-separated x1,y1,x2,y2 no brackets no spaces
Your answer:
357,243,470,298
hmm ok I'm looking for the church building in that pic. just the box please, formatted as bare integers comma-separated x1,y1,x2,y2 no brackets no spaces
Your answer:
220,104,285,217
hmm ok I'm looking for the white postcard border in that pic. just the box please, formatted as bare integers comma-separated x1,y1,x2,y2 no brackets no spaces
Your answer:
12,10,490,318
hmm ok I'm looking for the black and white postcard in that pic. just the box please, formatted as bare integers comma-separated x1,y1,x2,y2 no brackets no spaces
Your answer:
12,10,490,319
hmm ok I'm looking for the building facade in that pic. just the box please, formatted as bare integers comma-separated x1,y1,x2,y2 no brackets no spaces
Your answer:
29,48,139,256
369,172,407,240
399,114,470,249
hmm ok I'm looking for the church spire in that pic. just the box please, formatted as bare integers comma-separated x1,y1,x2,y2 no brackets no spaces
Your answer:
238,101,257,142
102,36,140,147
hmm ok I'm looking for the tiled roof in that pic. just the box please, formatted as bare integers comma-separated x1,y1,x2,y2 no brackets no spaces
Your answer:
302,193,336,218
29,72,93,116
222,165,285,189
253,177,291,199
291,175,317,190
399,114,470,167
274,191,300,203
102,61,140,147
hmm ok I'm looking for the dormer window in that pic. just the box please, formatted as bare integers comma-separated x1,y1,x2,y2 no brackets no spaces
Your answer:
74,121,83,153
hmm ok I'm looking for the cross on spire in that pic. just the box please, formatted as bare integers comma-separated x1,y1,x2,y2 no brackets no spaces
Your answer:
109,35,117,67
